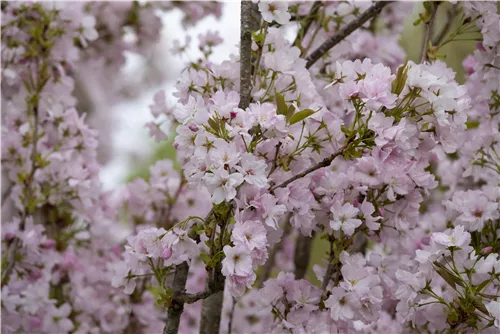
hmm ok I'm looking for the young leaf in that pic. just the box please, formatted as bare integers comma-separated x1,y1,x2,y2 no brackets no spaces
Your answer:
275,93,287,115
289,109,315,125
392,59,409,96
472,297,490,315
286,104,296,123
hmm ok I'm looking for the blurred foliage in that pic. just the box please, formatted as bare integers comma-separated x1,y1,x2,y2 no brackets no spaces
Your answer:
400,2,476,83
125,137,179,182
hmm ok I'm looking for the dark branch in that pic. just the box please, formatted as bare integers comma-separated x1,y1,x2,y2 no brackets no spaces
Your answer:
238,1,254,110
432,4,458,46
420,2,438,64
292,1,322,49
1,182,13,207
305,1,392,69
270,137,354,192
256,214,292,287
164,262,190,334
294,232,315,279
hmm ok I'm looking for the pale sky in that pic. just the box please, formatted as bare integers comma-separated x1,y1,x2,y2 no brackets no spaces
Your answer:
100,2,241,189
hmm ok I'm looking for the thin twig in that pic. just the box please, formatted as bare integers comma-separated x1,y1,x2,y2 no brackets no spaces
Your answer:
2,103,40,287
1,182,13,206
432,4,458,46
164,175,186,228
256,213,292,287
321,237,335,292
419,2,438,64
305,1,392,69
301,8,325,58
267,142,282,178
239,1,254,110
270,137,354,192
293,1,322,50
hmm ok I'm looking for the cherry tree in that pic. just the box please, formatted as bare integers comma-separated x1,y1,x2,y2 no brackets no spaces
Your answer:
2,1,500,334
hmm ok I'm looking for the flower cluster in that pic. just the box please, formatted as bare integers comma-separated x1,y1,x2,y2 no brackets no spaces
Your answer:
3,1,500,334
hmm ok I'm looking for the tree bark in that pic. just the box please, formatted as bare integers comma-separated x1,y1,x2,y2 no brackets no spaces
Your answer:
164,262,189,334
199,263,225,334
294,233,314,279
238,1,254,110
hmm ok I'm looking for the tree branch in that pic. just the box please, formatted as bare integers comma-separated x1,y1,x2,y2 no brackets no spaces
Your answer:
432,4,458,46
164,262,189,334
419,2,438,64
1,182,13,208
256,213,292,287
294,232,315,279
321,244,336,292
305,1,392,69
199,263,225,334
238,1,254,110
270,137,354,192
293,1,322,50
2,103,40,287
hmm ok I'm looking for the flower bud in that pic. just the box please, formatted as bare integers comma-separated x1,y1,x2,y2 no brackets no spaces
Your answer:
378,207,385,217
421,235,431,246
188,123,198,132
4,232,15,242
41,239,56,249
481,246,493,255
162,247,173,260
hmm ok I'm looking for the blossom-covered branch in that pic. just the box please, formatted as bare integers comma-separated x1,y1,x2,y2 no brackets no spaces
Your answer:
305,1,393,68
3,1,500,334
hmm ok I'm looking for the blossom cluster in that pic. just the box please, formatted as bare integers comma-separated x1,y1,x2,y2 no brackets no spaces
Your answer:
1,1,219,333
2,1,500,334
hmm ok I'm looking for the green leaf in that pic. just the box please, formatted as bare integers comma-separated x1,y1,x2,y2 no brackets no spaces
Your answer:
392,60,409,96
475,279,491,293
275,93,287,115
208,118,219,133
466,120,480,129
200,253,212,266
289,109,315,125
351,150,362,159
434,264,455,288
472,297,490,315
286,104,296,123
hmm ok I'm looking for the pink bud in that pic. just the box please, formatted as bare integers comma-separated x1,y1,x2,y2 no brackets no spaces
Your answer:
173,142,179,149
41,239,56,249
420,236,431,246
353,200,360,207
230,110,238,119
111,245,122,257
162,247,172,260
481,246,493,255
28,269,42,280
188,123,199,132
4,232,15,241
27,316,42,329
462,55,477,75
378,207,385,217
